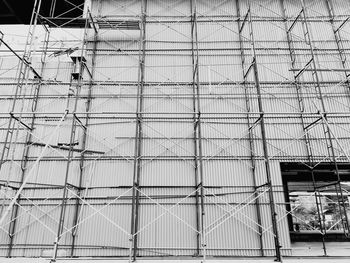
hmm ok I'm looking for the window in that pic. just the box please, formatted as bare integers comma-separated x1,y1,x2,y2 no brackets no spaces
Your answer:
281,163,350,242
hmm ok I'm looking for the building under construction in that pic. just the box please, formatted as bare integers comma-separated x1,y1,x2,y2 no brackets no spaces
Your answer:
0,0,350,261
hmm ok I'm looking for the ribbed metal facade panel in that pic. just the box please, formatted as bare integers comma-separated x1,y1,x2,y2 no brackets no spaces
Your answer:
1,0,350,259
137,188,196,256
73,199,132,257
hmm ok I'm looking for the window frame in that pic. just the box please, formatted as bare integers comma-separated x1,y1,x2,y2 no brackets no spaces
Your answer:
281,162,350,242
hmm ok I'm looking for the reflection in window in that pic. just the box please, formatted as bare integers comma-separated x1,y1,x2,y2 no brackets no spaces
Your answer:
288,181,350,233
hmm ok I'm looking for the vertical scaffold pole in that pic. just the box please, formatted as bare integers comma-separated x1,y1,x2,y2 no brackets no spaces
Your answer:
190,0,202,257
51,15,89,262
235,0,264,256
247,1,282,260
130,0,147,261
190,0,206,260
70,10,98,257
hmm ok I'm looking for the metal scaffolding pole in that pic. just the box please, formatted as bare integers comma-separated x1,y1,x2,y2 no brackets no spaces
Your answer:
246,1,282,260
51,15,90,262
190,0,201,256
130,0,146,260
190,0,206,260
70,11,98,257
235,0,264,256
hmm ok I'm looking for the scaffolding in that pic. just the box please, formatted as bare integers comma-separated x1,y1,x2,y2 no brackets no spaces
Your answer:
0,0,350,261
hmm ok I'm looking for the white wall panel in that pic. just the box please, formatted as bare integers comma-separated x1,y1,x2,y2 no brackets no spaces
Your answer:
92,0,141,17
141,160,195,186
147,0,191,17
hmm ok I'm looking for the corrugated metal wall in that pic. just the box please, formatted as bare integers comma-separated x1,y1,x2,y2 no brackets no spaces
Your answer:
0,0,350,258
